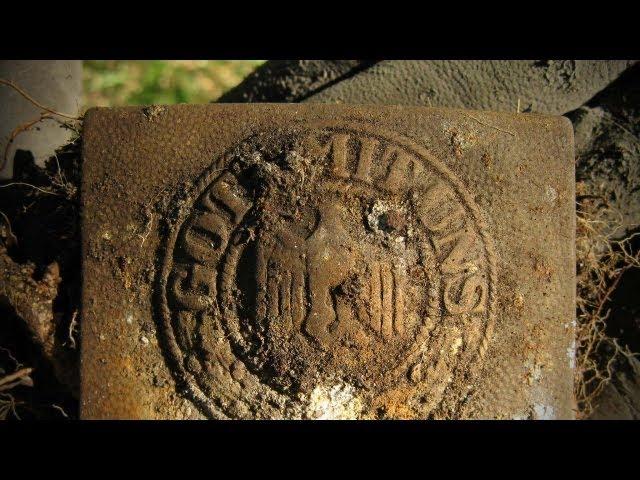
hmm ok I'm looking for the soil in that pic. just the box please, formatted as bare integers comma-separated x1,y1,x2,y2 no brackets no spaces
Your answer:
218,60,375,103
0,139,81,418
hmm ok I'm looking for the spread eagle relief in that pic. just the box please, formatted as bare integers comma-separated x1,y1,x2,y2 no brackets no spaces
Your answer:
160,124,495,419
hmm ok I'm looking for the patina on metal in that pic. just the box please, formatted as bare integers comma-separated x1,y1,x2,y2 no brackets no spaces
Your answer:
80,104,575,419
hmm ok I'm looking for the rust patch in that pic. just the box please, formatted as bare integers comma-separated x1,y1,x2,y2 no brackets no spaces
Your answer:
80,104,575,419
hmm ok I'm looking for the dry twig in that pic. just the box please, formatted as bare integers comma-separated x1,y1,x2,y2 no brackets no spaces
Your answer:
0,182,59,196
0,367,33,392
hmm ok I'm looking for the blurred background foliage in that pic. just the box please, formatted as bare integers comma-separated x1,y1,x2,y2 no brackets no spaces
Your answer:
83,60,265,108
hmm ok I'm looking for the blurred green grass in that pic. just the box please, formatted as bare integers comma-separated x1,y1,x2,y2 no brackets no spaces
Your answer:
83,60,265,108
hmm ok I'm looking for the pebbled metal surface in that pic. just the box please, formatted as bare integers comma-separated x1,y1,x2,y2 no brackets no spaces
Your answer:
80,104,575,419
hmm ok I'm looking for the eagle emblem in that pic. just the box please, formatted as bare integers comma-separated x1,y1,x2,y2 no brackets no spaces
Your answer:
254,202,407,347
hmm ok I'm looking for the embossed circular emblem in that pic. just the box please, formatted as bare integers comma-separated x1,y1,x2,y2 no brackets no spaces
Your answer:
157,123,496,419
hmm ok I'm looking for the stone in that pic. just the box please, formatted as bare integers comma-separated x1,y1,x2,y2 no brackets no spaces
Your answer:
306,60,635,115
80,104,575,419
221,60,635,115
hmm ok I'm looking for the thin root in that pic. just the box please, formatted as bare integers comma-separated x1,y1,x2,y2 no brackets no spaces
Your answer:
575,192,640,417
0,78,79,120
